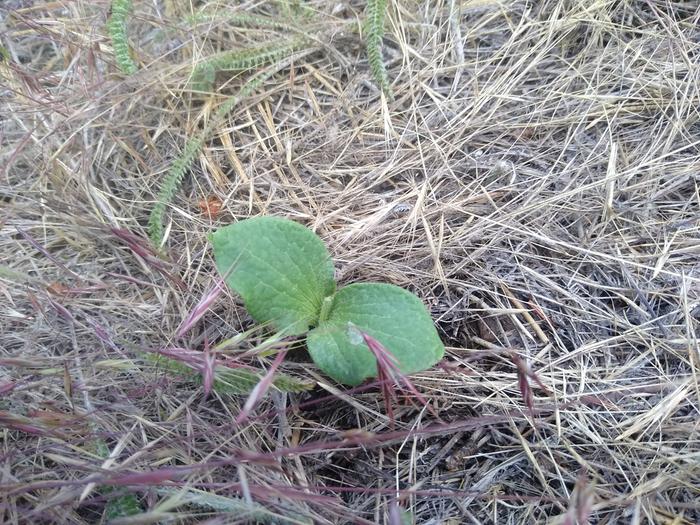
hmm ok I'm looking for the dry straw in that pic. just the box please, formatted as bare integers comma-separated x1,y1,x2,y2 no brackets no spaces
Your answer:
1,0,698,523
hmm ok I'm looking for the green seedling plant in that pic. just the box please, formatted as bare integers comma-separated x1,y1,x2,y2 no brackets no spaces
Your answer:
211,216,444,386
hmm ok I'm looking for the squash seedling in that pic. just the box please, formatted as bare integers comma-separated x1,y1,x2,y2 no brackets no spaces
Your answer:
210,216,444,386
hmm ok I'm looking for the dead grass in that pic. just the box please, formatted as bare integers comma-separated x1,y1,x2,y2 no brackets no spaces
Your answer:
1,0,699,523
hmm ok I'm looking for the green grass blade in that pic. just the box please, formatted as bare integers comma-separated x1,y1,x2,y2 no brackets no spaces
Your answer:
148,70,272,246
144,353,313,394
365,0,392,99
106,0,138,75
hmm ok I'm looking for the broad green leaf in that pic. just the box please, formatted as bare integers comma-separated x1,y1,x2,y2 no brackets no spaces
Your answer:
307,283,444,385
211,217,335,335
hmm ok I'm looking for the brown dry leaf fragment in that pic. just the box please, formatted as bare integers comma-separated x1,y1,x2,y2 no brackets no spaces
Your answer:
197,196,223,219
46,281,69,295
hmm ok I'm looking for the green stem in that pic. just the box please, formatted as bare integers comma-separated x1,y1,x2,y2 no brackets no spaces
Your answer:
319,295,334,323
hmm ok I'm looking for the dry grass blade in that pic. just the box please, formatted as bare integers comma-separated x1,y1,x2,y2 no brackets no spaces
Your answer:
1,0,698,523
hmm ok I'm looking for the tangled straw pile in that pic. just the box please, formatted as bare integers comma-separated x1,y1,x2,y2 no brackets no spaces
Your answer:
1,1,698,523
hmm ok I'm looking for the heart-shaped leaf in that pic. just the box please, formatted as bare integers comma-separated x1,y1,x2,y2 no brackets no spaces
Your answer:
307,283,445,385
211,217,335,335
